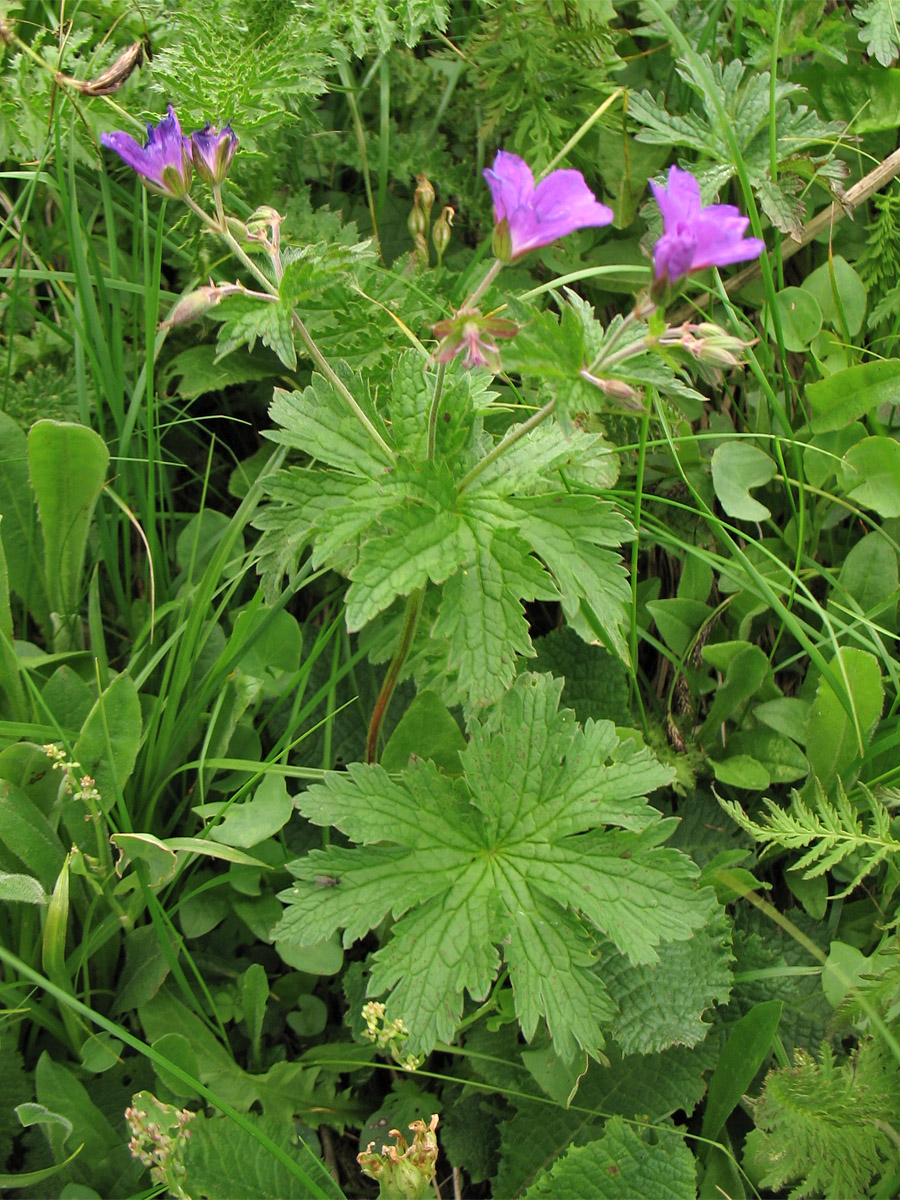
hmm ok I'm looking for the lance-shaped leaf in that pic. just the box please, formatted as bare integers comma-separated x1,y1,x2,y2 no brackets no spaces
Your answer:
276,673,714,1061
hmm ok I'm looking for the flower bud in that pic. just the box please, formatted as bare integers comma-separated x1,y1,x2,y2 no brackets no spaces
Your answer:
432,205,454,266
246,205,283,241
408,202,427,241
579,369,646,412
161,283,242,327
190,121,238,185
414,173,435,221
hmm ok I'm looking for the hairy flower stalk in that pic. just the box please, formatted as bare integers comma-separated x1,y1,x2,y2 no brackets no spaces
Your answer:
366,587,424,764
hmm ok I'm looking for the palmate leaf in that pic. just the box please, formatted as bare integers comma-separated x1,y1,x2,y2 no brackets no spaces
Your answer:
215,297,296,370
276,673,714,1060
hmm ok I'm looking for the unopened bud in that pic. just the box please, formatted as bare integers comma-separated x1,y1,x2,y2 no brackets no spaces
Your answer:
432,205,454,267
161,283,241,327
579,369,646,412
246,205,282,241
658,321,755,369
414,173,435,221
408,203,427,241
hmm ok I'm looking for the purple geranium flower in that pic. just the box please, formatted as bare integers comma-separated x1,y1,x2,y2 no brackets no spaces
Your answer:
101,105,192,198
650,165,765,286
190,122,238,185
483,150,613,262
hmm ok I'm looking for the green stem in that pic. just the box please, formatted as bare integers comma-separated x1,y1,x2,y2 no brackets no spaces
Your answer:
290,312,394,462
463,257,503,309
425,360,447,461
337,57,382,259
587,308,642,373
184,197,395,463
630,405,651,737
457,398,556,495
366,588,424,764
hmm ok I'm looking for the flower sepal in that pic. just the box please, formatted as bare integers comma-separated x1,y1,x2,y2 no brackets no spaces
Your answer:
161,282,243,328
432,308,518,373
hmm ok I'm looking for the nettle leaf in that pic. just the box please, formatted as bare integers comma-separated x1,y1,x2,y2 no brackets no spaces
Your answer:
276,673,712,1060
523,1117,696,1200
215,296,296,370
490,1037,715,1198
601,902,732,1055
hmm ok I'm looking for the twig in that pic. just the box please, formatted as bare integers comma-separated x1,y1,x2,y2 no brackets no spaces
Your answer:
672,147,900,322
453,1165,463,1200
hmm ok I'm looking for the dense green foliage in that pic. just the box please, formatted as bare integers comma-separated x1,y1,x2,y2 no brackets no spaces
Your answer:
2,1,900,1197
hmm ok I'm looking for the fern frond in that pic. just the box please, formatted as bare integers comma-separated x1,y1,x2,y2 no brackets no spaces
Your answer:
719,780,900,896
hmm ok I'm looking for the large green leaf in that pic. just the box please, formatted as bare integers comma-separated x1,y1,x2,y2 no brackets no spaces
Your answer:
27,420,109,648
0,410,46,625
710,442,777,521
183,1113,343,1200
806,361,900,433
806,648,884,790
276,674,712,1060
841,436,900,517
73,672,142,812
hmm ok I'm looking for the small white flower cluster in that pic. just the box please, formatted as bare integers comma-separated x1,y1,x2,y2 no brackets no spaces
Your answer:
125,1093,195,1200
361,1000,423,1072
43,744,101,813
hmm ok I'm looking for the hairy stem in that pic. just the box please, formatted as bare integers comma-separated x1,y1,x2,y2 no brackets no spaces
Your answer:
366,588,424,764
184,196,395,463
586,308,642,373
290,312,394,462
463,257,503,309
457,397,556,495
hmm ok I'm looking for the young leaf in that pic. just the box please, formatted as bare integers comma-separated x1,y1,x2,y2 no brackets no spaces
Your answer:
215,296,296,371
276,673,712,1060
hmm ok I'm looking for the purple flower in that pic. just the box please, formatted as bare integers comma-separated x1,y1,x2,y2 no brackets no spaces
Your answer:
101,105,192,198
432,309,518,372
483,150,613,262
650,165,765,287
190,122,238,185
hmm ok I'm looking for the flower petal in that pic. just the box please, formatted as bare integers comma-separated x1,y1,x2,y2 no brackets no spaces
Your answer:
482,150,536,223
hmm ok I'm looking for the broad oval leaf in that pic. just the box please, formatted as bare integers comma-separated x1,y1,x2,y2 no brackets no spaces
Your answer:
711,442,777,521
807,360,900,433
